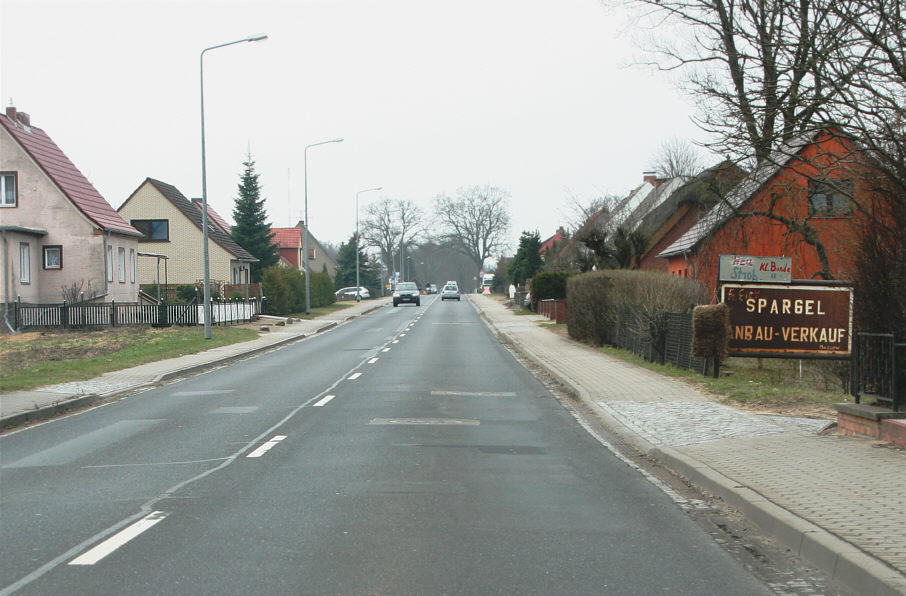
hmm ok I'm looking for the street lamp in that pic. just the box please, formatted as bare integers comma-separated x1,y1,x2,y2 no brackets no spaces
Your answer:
355,187,382,300
303,138,343,314
200,33,267,339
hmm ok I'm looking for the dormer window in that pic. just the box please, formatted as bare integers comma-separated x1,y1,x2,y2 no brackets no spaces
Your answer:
131,219,169,241
1,172,16,207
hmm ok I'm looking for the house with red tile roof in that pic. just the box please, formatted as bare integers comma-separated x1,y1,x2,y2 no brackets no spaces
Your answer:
1,105,142,307
657,129,888,298
539,227,565,261
270,222,337,278
191,198,232,236
118,178,257,294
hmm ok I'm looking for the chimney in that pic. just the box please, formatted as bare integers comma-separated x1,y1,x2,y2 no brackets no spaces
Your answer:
17,111,30,126
5,104,16,121
643,171,658,186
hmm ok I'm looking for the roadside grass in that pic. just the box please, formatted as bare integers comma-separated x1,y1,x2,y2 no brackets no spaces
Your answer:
0,326,258,392
287,302,354,319
597,345,846,416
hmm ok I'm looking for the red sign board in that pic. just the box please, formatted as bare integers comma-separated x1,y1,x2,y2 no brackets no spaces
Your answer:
721,284,853,357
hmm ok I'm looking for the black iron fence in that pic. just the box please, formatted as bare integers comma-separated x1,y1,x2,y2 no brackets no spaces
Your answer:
6,298,260,331
610,307,708,374
850,332,904,412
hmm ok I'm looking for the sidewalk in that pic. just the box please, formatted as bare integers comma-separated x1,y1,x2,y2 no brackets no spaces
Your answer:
470,294,906,596
2,294,904,594
0,298,389,430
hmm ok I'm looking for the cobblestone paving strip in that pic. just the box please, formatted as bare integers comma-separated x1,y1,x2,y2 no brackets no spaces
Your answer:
597,401,788,447
39,380,140,395
682,433,906,572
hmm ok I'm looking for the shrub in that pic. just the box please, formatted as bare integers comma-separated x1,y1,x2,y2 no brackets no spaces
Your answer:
567,270,708,351
309,272,336,308
529,271,572,311
262,266,305,315
176,284,198,303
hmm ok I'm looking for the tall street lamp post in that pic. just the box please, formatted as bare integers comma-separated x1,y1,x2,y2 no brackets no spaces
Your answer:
355,187,382,300
200,33,267,339
303,138,343,314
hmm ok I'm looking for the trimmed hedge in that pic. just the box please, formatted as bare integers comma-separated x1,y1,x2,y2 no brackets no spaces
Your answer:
567,270,708,350
529,271,572,311
262,267,336,315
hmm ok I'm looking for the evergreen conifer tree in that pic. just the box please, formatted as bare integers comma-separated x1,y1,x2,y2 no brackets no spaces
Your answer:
231,154,279,282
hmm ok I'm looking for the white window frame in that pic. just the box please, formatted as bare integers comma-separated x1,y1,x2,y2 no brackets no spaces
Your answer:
118,247,126,282
19,242,30,284
107,245,114,282
1,173,17,207
130,249,136,283
43,245,62,269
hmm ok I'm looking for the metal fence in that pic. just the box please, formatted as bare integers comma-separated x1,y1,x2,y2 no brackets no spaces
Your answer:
609,307,708,374
851,332,904,412
6,298,260,331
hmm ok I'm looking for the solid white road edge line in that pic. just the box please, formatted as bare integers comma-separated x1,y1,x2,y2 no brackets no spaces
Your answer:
246,435,287,458
68,511,168,566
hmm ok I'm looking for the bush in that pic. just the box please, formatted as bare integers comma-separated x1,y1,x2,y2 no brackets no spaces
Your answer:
262,266,305,315
309,272,336,308
176,284,198,303
567,270,708,350
529,271,572,311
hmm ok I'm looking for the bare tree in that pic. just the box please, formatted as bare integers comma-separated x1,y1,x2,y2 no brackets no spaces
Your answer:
433,185,512,281
649,136,705,177
360,198,399,274
559,191,619,233
360,198,425,281
626,0,859,163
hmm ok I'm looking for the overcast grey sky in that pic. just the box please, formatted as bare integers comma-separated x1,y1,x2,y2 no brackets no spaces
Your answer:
1,0,705,249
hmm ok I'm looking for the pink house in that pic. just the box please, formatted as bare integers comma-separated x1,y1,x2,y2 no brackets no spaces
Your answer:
1,105,141,310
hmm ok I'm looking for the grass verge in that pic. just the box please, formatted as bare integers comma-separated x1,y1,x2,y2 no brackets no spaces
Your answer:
287,302,354,319
1,326,259,392
597,345,846,416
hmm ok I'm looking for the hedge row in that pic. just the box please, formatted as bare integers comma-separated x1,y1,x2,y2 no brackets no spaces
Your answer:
262,266,336,315
566,270,708,348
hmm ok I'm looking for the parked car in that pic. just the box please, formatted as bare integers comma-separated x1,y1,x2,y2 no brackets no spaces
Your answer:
393,282,421,307
441,284,461,301
335,286,371,301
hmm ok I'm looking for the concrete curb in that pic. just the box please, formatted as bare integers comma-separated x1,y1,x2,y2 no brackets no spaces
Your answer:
1,302,389,432
653,447,906,596
0,393,106,431
473,299,906,596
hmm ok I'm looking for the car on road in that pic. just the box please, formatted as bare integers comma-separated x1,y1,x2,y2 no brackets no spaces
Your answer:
441,284,461,301
335,286,370,301
393,282,421,307
427,283,438,294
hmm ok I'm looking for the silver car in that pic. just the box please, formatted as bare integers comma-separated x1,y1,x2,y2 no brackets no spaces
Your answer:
441,284,460,301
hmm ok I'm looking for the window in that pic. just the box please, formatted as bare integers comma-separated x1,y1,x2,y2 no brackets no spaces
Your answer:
118,247,126,282
19,243,30,284
107,246,113,282
43,245,62,269
808,179,853,217
131,219,169,241
1,173,16,207
130,249,136,283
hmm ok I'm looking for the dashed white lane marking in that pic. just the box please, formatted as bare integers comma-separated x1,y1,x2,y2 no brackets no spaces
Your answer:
348,373,363,380
313,395,335,407
246,435,287,458
399,333,407,337
368,358,379,364
69,511,168,566
392,340,399,344
381,348,391,353
430,391,516,397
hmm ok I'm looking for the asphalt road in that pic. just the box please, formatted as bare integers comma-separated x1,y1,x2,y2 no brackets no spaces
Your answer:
0,296,771,595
